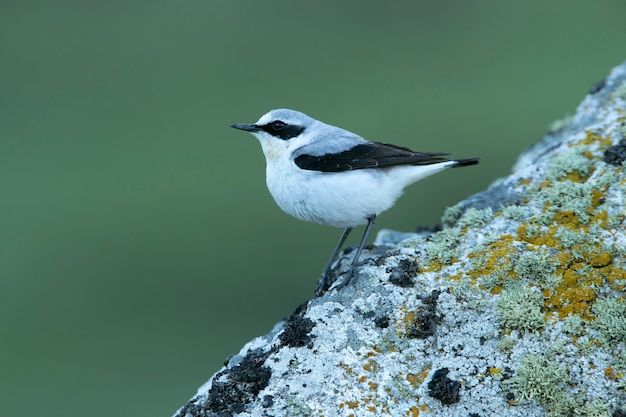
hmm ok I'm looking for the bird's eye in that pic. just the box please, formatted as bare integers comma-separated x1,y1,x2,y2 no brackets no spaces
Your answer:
271,120,286,131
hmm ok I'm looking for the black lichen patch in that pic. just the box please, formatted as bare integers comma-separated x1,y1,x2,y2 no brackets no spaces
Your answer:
279,303,316,348
206,348,273,416
407,290,440,339
175,348,274,417
175,398,205,417
374,315,389,328
261,395,274,408
604,138,626,166
427,368,461,405
387,258,418,287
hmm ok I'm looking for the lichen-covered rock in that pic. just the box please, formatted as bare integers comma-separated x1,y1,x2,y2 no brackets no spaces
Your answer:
175,61,626,417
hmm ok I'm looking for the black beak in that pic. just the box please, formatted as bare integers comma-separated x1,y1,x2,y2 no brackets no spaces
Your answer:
230,123,259,132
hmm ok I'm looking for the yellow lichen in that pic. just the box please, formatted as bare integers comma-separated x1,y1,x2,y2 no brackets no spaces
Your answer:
489,367,503,377
468,234,516,282
406,405,420,417
344,400,359,409
578,131,612,148
562,170,592,183
406,364,432,389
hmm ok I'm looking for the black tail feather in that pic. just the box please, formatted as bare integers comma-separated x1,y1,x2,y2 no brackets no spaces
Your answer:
452,158,480,167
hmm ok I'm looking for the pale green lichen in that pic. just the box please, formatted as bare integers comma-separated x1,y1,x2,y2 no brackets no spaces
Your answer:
504,354,570,416
554,226,592,249
479,270,506,291
572,241,613,266
542,274,562,292
449,277,475,298
520,221,543,241
562,314,584,336
575,399,610,417
546,151,593,182
591,297,626,348
538,180,595,224
513,250,556,283
575,264,596,278
586,222,606,240
423,227,462,264
479,233,501,247
456,207,493,228
497,337,517,354
501,204,527,220
496,285,545,334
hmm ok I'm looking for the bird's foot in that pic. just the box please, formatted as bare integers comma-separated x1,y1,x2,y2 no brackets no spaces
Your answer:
315,265,358,296
315,265,341,296
315,272,334,296
331,266,356,291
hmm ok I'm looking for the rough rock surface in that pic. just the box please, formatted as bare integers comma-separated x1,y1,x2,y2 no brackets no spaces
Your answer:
175,61,626,417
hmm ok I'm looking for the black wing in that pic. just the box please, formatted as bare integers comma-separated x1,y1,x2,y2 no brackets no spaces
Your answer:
294,142,452,172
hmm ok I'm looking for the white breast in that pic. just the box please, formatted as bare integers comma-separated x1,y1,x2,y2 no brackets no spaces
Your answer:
265,159,404,228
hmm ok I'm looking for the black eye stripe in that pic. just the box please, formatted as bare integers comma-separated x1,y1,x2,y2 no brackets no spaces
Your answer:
271,120,286,130
259,120,305,140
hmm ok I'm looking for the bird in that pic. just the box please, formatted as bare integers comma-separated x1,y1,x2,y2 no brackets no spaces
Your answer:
231,109,479,294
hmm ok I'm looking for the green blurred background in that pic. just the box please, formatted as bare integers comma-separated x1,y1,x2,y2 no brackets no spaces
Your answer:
1,1,625,415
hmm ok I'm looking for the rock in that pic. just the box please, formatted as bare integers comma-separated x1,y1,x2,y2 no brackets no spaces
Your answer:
174,60,626,417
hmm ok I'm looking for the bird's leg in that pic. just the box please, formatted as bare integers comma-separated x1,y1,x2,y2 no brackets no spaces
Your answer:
334,215,377,291
316,227,353,295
